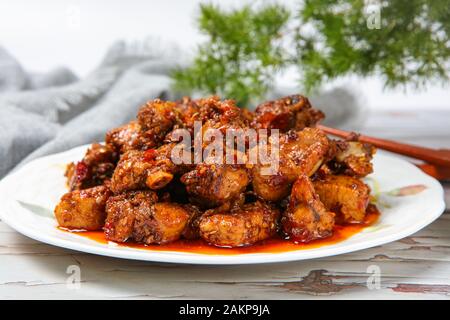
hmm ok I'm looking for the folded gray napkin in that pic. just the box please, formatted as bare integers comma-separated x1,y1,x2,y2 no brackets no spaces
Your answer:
0,41,181,178
0,40,366,179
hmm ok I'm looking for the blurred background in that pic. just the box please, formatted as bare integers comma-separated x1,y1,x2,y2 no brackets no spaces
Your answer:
0,0,449,178
1,0,449,109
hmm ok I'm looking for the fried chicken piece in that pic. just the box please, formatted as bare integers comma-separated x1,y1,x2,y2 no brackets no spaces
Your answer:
65,143,118,191
328,140,376,178
194,97,249,147
105,120,149,153
252,94,324,132
110,143,183,193
55,185,111,231
167,97,251,160
105,189,196,245
110,150,152,193
241,108,255,124
104,190,158,242
313,175,370,224
137,99,178,148
199,200,280,247
181,163,250,208
177,98,251,207
132,202,192,245
143,143,187,189
252,128,330,201
197,96,248,127
181,204,204,240
172,96,201,133
282,175,335,242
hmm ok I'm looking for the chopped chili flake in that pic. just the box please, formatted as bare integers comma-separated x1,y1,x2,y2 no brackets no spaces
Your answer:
143,149,158,161
75,161,88,182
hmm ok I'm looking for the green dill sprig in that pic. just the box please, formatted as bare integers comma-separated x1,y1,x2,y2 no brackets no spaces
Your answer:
172,1,449,106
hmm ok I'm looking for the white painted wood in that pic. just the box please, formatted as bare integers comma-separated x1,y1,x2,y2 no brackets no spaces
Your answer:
0,109,449,299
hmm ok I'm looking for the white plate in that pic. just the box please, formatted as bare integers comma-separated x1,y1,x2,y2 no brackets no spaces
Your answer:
0,145,445,265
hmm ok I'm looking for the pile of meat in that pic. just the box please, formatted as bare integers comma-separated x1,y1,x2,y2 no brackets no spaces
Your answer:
54,95,375,247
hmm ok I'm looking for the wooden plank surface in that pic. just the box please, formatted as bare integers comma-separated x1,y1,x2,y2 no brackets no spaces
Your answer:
0,110,449,300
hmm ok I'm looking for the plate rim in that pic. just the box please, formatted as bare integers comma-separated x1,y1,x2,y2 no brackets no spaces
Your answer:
0,146,445,265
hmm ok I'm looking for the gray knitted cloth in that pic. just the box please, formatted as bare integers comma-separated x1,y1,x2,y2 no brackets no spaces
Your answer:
0,41,366,179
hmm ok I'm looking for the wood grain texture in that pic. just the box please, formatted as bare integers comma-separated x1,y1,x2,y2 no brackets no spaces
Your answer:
0,110,449,299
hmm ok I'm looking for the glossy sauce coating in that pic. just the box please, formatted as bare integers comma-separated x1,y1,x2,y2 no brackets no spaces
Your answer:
60,204,379,255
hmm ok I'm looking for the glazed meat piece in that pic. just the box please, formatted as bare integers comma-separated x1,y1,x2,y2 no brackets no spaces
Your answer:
167,97,250,153
110,143,183,193
105,121,149,153
55,185,111,230
65,143,118,191
132,202,192,244
328,140,376,178
144,142,191,189
137,99,178,147
241,108,255,124
282,175,335,242
177,98,250,207
172,96,201,133
313,175,370,223
104,190,158,242
252,128,330,201
252,94,324,132
194,97,249,147
197,96,248,128
181,204,204,240
199,200,280,247
106,190,194,244
181,163,250,208
110,150,153,193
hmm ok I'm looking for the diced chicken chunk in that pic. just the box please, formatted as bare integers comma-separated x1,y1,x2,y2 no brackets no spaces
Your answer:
55,185,111,230
199,201,280,247
282,175,335,242
104,190,158,242
252,128,330,201
313,175,370,223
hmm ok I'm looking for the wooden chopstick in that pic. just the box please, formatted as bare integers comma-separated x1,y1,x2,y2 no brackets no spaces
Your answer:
317,125,450,168
415,163,450,181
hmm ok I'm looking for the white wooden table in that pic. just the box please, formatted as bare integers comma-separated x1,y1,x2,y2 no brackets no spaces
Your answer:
1,110,449,299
